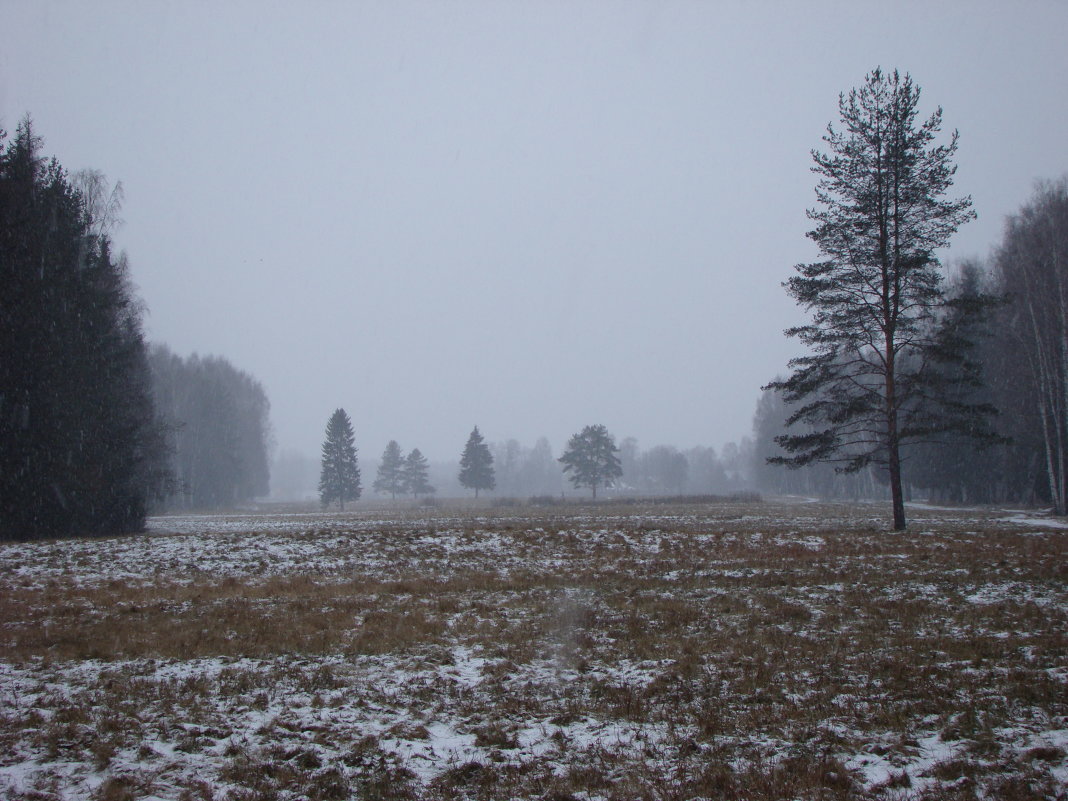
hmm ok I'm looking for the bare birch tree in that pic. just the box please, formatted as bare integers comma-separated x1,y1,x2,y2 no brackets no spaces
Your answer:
996,178,1068,514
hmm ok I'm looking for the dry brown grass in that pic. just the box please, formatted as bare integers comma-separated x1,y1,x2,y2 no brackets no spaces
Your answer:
0,500,1065,799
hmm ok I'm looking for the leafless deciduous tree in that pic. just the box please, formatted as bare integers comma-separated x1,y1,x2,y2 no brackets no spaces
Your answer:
997,178,1068,515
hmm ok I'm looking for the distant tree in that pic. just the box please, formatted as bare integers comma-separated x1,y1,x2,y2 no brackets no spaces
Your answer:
459,426,495,497
751,384,878,500
751,384,827,497
402,448,434,497
995,178,1068,514
271,448,318,501
559,424,623,499
318,409,361,509
71,168,123,239
642,445,689,494
684,445,730,494
492,438,523,495
766,68,994,530
972,248,1061,506
720,439,755,489
618,437,641,490
374,440,405,499
149,345,271,510
517,436,562,496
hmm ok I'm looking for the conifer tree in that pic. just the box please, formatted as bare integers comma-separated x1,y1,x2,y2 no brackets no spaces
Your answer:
318,409,361,509
402,448,434,497
559,424,623,498
767,68,993,530
458,426,495,498
373,440,405,499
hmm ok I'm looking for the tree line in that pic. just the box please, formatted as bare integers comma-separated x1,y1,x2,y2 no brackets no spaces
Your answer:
858,184,1067,512
0,118,276,539
0,120,170,540
317,415,645,507
148,344,272,511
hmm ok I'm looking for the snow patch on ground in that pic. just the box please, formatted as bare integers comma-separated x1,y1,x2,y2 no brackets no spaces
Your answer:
1,500,1064,799
999,514,1068,530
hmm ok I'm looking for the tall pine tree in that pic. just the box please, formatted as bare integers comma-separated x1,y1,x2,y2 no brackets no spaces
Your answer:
767,69,993,530
373,440,405,499
458,426,495,498
402,448,434,497
318,408,361,510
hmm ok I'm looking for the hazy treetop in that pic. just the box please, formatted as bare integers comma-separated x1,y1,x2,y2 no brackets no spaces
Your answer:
2,1,1064,461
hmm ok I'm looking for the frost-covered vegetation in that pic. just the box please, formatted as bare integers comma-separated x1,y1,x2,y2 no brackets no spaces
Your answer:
0,500,1065,800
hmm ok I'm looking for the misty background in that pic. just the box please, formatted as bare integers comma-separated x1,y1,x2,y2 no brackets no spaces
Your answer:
3,1,1066,500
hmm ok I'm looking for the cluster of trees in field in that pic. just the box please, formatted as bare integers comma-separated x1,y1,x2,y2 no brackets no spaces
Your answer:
487,436,752,498
312,411,758,507
980,181,1068,513
619,439,751,496
374,441,434,499
317,416,621,506
0,120,172,540
316,408,438,508
750,67,1068,526
148,344,272,510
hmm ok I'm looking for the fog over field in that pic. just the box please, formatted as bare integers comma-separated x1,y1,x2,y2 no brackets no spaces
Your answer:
2,1,1066,468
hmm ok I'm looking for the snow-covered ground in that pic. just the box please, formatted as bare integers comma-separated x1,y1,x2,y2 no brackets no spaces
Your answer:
0,500,1064,799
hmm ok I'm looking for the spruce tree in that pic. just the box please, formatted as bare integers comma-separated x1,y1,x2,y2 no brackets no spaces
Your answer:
458,426,495,498
767,69,993,530
373,440,405,499
559,424,623,499
402,448,434,497
318,408,361,509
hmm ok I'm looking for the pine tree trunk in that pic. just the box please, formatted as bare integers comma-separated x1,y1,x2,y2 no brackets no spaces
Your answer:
888,438,906,530
885,343,907,531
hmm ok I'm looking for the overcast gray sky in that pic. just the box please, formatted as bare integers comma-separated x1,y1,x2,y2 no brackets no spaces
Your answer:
2,1,1066,465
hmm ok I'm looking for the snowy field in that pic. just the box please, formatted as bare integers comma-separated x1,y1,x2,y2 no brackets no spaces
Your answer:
0,499,1065,800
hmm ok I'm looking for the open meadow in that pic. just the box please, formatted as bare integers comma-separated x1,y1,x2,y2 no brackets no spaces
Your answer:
0,498,1065,800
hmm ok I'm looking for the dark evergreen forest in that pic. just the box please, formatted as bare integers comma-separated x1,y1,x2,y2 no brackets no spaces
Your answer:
0,120,170,540
0,119,274,538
